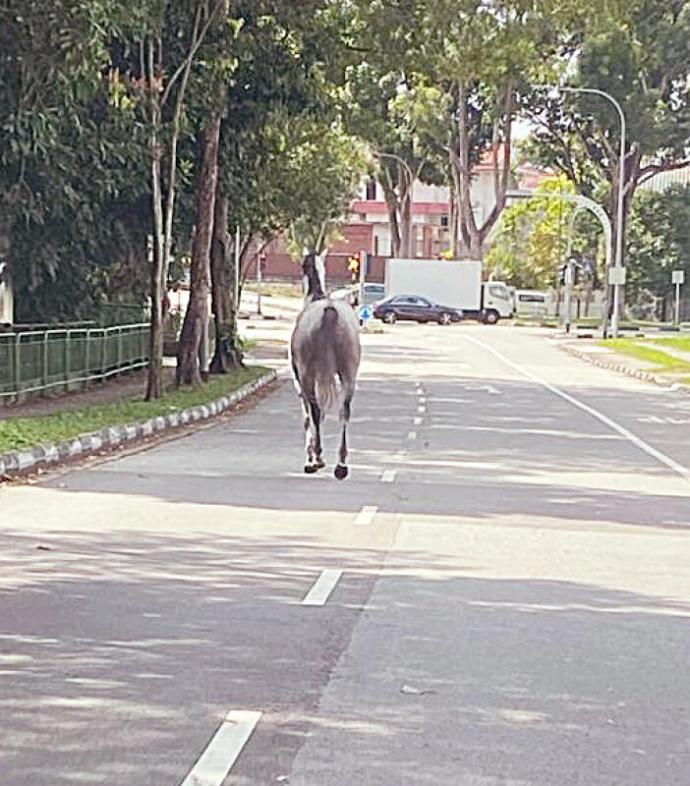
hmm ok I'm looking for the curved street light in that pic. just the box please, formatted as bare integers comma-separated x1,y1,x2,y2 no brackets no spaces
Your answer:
555,86,627,338
507,189,612,335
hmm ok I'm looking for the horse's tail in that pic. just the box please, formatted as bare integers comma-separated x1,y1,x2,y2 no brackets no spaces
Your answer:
314,305,340,415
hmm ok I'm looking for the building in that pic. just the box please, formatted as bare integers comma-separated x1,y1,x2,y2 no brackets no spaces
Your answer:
639,164,690,193
258,149,550,285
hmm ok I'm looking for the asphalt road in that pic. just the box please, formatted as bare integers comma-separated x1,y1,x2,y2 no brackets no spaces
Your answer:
1,324,689,785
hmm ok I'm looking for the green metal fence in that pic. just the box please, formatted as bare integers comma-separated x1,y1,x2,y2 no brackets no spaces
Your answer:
0,324,150,401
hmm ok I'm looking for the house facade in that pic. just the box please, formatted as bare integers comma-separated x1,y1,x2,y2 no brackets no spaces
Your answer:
257,151,549,285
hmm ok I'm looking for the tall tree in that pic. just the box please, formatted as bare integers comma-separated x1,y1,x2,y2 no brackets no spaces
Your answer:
525,0,690,313
0,0,131,320
626,185,690,319
112,0,227,398
355,0,593,259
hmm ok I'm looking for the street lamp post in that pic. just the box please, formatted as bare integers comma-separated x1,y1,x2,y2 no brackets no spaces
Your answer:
371,151,415,258
558,86,626,338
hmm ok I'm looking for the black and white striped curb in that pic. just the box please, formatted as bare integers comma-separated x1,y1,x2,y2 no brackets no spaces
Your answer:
0,370,278,481
559,342,690,395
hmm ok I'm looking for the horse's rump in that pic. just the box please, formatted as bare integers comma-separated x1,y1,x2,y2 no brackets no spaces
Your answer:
291,300,360,417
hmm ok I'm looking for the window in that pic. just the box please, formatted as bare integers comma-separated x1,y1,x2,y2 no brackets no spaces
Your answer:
489,285,510,300
365,179,377,201
440,215,450,228
518,293,546,303
410,297,430,307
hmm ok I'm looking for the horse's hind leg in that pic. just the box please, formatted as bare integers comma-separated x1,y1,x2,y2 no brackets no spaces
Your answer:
303,396,324,474
335,386,353,481
309,399,325,469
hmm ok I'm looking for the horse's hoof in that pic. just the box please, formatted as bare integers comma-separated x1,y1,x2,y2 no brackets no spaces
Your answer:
315,457,326,470
334,464,349,481
304,464,319,474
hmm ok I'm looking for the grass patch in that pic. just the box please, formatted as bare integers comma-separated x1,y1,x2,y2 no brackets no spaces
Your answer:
598,339,690,374
649,336,690,353
0,366,268,454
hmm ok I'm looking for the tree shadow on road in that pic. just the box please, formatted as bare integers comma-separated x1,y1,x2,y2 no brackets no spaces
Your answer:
0,527,689,785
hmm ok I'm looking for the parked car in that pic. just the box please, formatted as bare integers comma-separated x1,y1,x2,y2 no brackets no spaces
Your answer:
330,283,386,308
373,295,463,325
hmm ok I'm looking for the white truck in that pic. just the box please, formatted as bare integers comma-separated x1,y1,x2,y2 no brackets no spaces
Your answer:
384,258,513,324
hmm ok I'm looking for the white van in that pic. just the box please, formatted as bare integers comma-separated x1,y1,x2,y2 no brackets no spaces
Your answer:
514,290,551,318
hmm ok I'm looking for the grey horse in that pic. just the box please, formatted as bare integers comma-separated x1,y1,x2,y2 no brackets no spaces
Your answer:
290,252,361,479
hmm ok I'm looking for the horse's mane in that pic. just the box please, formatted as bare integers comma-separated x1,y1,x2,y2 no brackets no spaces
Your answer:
303,253,326,302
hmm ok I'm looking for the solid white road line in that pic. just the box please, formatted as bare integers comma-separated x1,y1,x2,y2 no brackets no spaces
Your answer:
301,569,343,606
354,505,378,527
381,469,397,483
180,710,262,786
464,335,690,483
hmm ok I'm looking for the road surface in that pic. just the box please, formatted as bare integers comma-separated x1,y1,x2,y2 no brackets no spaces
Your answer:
1,325,689,785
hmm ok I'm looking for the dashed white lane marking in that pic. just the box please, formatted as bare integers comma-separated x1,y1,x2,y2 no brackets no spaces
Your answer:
354,505,378,526
381,469,397,483
413,417,423,426
417,405,426,414
408,430,418,441
464,383,501,395
419,396,427,404
180,710,262,786
301,569,343,606
464,335,690,483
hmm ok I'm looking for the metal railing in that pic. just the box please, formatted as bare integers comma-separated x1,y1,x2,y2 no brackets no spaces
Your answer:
0,323,150,401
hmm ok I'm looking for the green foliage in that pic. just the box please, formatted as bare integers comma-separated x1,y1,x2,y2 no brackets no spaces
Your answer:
283,122,368,255
526,0,690,219
486,175,601,288
626,185,690,300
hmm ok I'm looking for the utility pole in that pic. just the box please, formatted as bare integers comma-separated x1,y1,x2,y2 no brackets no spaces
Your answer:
672,270,685,326
256,252,265,317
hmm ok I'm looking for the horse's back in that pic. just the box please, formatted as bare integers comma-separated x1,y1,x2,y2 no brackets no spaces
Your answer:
291,298,360,375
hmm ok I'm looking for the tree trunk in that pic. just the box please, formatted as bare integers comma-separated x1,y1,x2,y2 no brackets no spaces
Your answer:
449,186,459,258
176,115,221,386
399,165,414,258
146,95,165,401
209,187,242,373
381,184,401,257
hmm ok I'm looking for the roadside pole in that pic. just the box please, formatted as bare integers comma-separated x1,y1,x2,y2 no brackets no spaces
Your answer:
672,270,685,326
358,249,367,307
256,253,264,317
563,259,575,334
234,226,240,307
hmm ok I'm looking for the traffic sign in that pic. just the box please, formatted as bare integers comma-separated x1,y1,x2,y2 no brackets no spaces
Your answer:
608,266,627,286
359,305,373,323
672,270,685,285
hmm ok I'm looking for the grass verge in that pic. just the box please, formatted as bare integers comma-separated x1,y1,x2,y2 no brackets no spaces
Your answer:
0,366,268,454
648,336,690,353
598,339,690,379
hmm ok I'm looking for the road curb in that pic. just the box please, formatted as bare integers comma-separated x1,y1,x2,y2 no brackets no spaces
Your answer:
558,342,690,395
0,370,278,482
